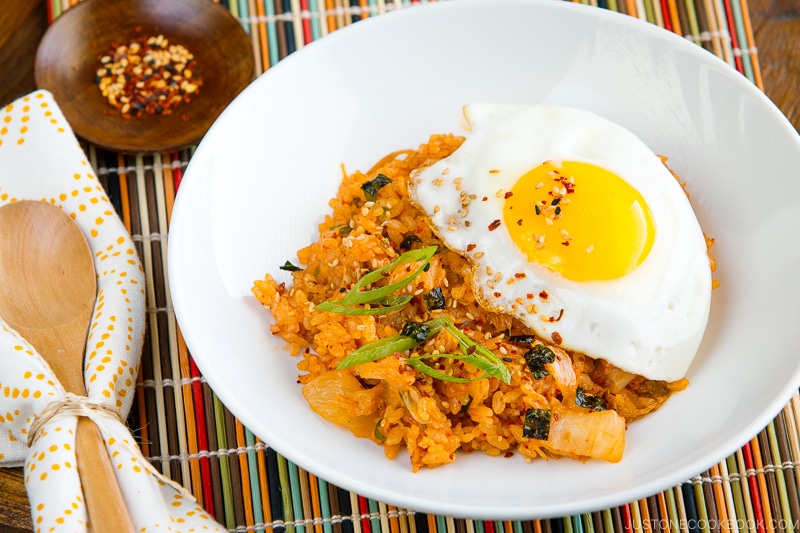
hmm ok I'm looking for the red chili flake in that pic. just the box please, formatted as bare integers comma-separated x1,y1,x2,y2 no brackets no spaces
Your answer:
466,243,477,252
561,241,570,246
96,34,202,119
504,191,514,199
514,273,526,279
526,293,534,299
504,451,514,458
493,292,502,298
517,219,523,225
482,196,488,201
553,413,560,421
539,290,549,300
551,331,563,344
488,219,501,231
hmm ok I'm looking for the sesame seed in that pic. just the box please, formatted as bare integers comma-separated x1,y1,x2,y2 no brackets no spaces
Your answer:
499,346,508,355
356,324,367,330
486,266,493,275
433,178,443,186
466,312,475,320
495,189,505,198
474,251,485,258
433,205,441,213
447,226,457,232
443,168,450,175
586,244,594,254
453,177,463,185
487,280,495,289
493,272,503,282
535,182,544,189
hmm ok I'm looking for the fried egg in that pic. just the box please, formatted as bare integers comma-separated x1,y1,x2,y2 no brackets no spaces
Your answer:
407,103,712,382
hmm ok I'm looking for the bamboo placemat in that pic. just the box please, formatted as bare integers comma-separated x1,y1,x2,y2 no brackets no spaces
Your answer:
42,1,798,533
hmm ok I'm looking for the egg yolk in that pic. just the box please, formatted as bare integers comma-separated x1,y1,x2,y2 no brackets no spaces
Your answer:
503,160,654,281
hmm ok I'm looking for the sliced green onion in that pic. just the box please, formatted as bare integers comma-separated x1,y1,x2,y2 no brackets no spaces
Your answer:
335,316,511,385
406,352,505,383
337,316,449,369
315,246,437,315
337,335,420,368
440,321,512,384
314,295,413,316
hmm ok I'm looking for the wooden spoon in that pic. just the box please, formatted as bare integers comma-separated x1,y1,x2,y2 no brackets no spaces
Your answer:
0,201,134,532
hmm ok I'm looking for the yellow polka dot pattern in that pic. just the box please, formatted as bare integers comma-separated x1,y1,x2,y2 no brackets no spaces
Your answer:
0,91,226,532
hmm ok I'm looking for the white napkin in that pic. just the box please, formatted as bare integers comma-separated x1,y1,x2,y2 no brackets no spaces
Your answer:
0,90,226,532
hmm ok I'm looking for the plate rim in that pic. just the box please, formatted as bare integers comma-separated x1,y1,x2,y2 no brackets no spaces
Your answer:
168,0,800,520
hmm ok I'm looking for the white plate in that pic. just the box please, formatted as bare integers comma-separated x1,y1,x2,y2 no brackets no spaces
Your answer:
168,0,800,520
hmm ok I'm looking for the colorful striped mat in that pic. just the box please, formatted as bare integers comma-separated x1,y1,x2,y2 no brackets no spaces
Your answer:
42,1,795,533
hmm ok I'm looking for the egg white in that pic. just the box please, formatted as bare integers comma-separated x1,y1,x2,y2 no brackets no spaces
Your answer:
407,103,712,382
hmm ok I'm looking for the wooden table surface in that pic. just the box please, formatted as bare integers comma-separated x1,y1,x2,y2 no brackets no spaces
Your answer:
0,0,798,531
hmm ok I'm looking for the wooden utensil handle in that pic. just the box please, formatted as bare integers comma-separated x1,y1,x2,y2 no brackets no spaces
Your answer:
75,417,135,533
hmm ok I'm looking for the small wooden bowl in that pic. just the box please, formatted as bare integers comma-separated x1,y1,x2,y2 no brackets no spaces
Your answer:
35,0,255,154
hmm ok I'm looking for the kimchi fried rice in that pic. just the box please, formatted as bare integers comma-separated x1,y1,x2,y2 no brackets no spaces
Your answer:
253,134,711,472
